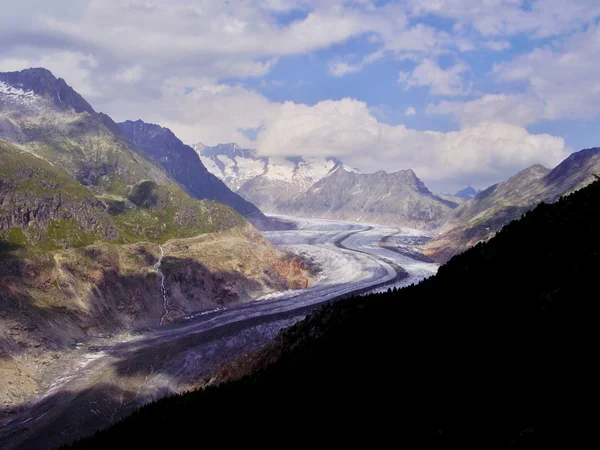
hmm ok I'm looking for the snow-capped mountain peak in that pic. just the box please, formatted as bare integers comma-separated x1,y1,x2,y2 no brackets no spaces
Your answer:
0,68,97,116
193,142,267,191
193,142,341,195
341,164,360,174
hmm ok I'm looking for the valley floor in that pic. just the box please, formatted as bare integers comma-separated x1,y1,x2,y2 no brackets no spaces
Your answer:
0,216,437,449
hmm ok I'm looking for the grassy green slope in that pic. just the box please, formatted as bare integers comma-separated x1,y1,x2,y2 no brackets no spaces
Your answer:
106,180,246,244
0,139,118,250
0,140,246,250
17,113,169,198
1,69,249,249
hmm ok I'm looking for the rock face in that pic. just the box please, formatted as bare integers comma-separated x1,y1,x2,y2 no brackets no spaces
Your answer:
195,143,456,227
425,148,600,262
0,140,118,248
119,121,278,230
454,186,479,200
277,166,458,228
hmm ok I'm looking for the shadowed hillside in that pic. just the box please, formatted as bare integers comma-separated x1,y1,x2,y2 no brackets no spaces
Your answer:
426,147,600,261
66,180,600,448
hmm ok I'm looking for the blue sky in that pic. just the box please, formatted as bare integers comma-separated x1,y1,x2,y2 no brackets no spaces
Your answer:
1,0,599,192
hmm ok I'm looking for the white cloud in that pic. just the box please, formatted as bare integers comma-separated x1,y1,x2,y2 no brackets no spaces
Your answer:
251,97,567,185
329,21,454,77
0,0,395,92
481,40,511,51
408,0,600,38
29,1,378,70
429,22,600,125
256,98,380,158
329,61,361,77
114,65,143,83
380,22,450,54
427,94,545,126
397,71,410,83
399,59,470,96
156,79,278,147
405,106,416,116
495,22,600,121
328,49,385,77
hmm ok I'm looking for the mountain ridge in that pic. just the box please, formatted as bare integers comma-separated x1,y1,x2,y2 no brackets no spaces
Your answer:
118,120,280,230
195,142,457,227
0,68,171,196
274,165,458,228
0,67,96,115
425,149,600,261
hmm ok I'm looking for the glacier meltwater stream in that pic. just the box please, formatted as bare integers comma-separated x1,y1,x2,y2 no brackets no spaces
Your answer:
154,244,170,326
0,216,439,449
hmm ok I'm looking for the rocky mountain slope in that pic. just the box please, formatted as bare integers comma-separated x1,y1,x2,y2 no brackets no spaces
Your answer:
436,192,467,205
0,140,118,249
120,122,279,230
195,143,456,227
0,69,313,411
425,147,600,261
0,69,168,197
0,223,310,411
277,166,458,228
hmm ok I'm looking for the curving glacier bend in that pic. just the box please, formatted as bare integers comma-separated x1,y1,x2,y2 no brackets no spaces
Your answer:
262,215,438,298
0,216,438,449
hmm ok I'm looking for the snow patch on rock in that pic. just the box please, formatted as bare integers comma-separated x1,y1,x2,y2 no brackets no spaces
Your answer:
0,81,37,106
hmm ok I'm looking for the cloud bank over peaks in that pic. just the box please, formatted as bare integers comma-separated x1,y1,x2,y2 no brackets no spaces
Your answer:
252,97,568,189
1,0,596,191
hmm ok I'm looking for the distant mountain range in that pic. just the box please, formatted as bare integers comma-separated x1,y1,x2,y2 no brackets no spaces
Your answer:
454,186,479,200
194,143,342,215
276,166,457,227
196,139,600,257
195,143,458,228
